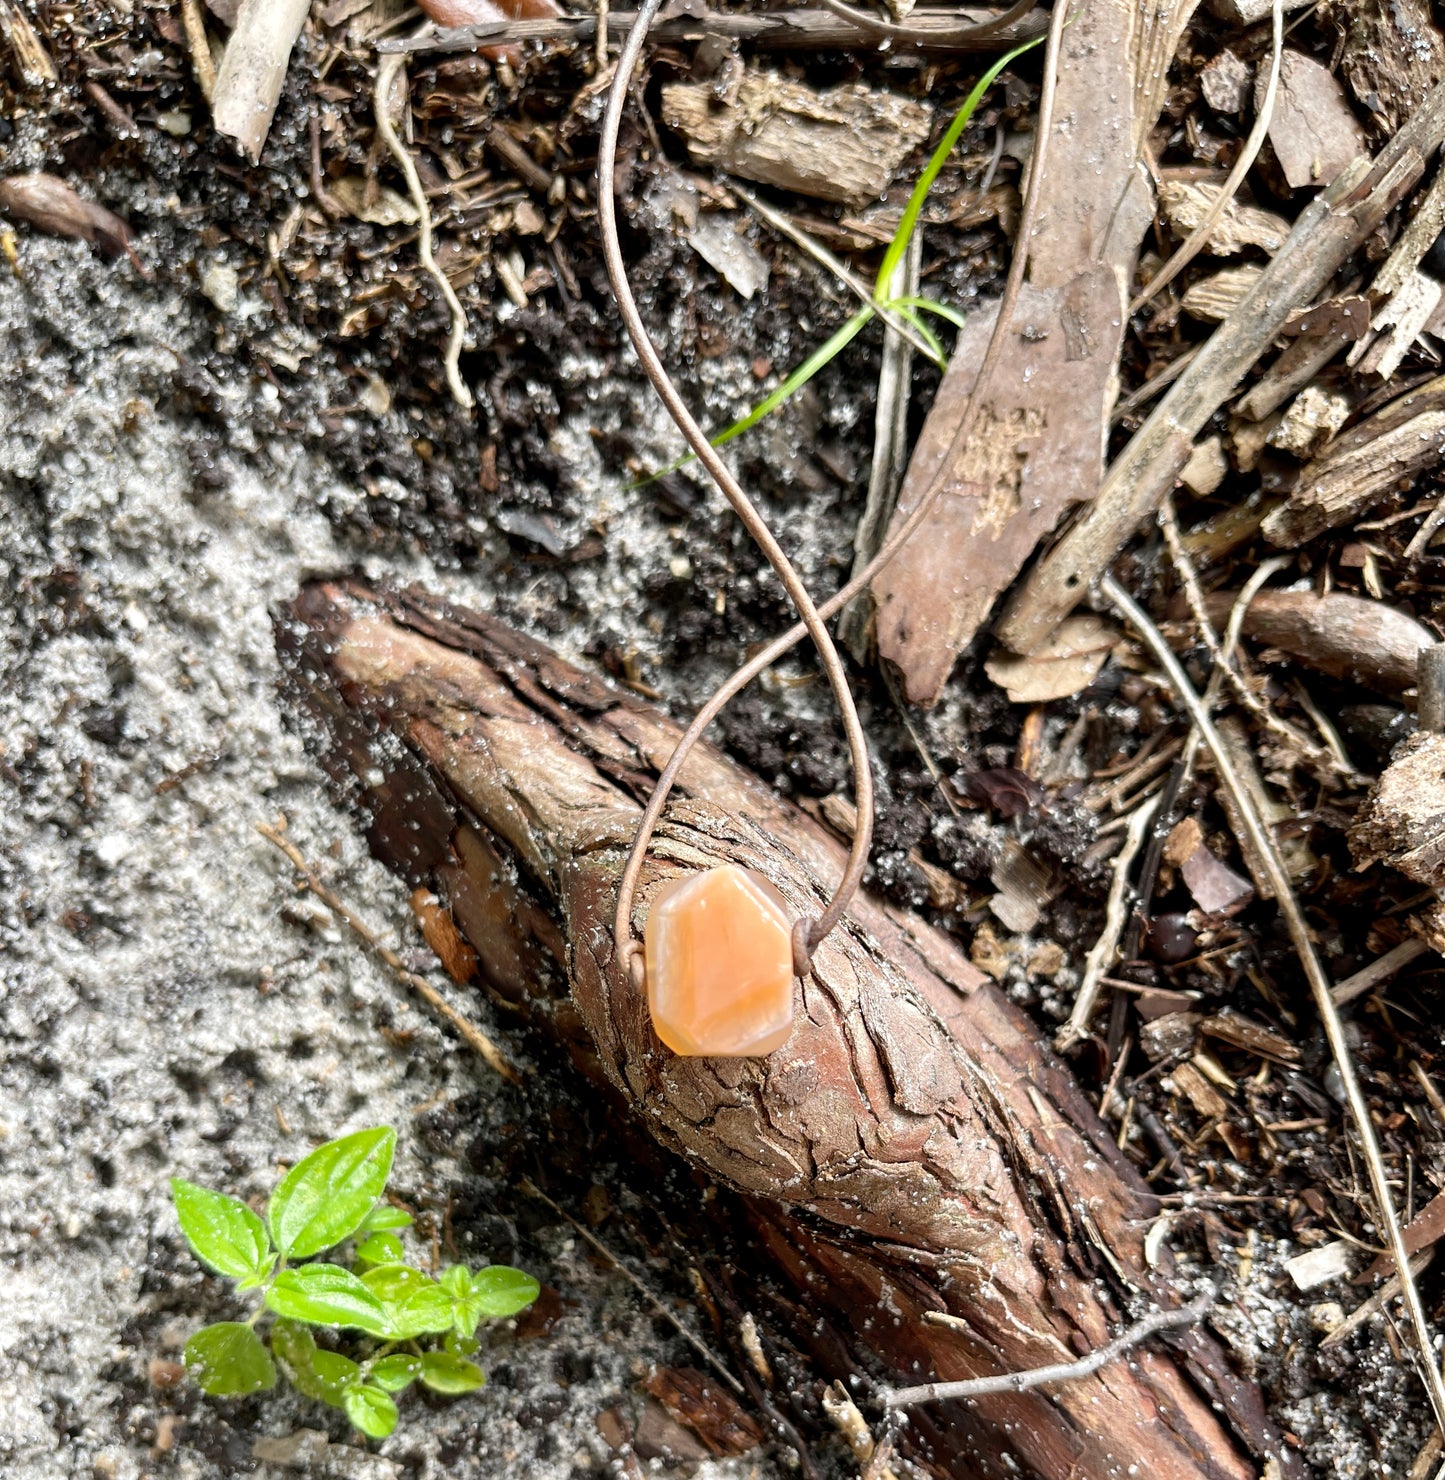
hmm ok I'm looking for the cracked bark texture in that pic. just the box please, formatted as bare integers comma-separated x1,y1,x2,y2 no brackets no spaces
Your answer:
279,578,1298,1480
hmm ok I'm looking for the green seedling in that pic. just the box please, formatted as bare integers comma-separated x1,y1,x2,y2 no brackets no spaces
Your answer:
649,32,1043,481
170,1126,539,1441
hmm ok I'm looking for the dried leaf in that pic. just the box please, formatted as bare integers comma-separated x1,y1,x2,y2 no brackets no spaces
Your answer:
1264,51,1368,190
329,175,420,227
985,616,1116,703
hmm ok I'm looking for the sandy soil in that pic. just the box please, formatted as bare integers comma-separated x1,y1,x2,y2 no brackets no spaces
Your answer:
0,234,775,1480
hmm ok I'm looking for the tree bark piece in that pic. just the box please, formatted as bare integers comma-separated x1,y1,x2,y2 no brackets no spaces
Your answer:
1262,374,1445,546
997,81,1445,656
280,578,1301,1480
1351,732,1445,883
869,0,1187,704
660,73,932,207
1325,0,1445,137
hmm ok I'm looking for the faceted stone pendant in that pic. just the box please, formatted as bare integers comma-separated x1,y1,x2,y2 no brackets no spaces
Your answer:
643,864,796,1057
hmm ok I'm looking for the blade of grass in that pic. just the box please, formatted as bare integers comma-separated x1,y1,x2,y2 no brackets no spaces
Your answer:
710,306,875,449
875,31,1046,301
885,295,968,330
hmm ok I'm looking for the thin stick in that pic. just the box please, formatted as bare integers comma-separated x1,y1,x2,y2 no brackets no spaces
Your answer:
1129,0,1282,313
1056,793,1161,1051
1332,937,1432,1007
255,819,519,1082
519,1178,746,1397
810,0,1036,45
373,51,475,410
377,6,1050,55
884,1288,1216,1408
1160,494,1328,768
1101,572,1445,1434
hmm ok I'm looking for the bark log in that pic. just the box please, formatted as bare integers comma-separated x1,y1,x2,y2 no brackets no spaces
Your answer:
279,578,1300,1480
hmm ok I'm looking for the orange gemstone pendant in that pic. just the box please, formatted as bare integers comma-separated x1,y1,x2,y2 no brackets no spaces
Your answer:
643,865,796,1057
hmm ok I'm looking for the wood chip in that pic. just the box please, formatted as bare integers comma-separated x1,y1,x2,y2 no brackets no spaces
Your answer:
1262,374,1445,546
984,614,1116,703
1351,268,1443,382
1284,1240,1353,1291
1182,265,1263,322
1330,0,1445,136
0,0,56,88
1158,178,1289,255
1265,51,1368,190
1140,1011,1202,1061
1199,1007,1300,1061
329,175,420,226
660,72,931,206
1350,732,1445,884
1179,435,1228,495
1268,381,1354,457
1281,294,1373,340
1171,1059,1231,1118
1163,817,1204,868
1200,49,1253,115
1181,843,1255,916
1358,1191,1445,1284
641,1367,764,1457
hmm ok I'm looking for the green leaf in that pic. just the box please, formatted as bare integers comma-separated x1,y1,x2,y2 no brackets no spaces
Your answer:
267,1127,396,1259
440,1264,472,1299
361,1264,455,1339
270,1320,359,1407
170,1179,273,1288
368,1354,423,1393
468,1265,540,1320
419,1351,486,1395
356,1232,405,1267
444,1328,480,1357
266,1264,391,1335
356,1204,413,1235
183,1322,276,1397
344,1384,399,1440
875,32,1046,299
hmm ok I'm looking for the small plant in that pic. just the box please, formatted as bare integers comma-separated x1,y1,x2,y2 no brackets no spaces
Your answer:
646,32,1044,481
170,1126,539,1441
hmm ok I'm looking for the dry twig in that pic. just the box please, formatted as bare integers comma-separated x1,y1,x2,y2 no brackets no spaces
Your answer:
1056,793,1161,1051
255,818,518,1081
885,1288,1217,1408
